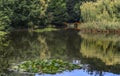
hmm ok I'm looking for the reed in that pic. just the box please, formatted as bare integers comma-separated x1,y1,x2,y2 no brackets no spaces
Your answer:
81,0,120,22
79,21,120,30
80,0,120,30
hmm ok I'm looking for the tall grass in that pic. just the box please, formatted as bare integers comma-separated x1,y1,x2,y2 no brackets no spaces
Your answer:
79,21,120,30
80,0,120,29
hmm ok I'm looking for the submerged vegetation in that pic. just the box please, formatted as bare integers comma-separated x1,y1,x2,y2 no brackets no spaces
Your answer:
10,59,81,74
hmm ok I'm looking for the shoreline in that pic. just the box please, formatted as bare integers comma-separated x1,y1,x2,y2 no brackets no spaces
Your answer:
79,28,120,34
1,26,120,34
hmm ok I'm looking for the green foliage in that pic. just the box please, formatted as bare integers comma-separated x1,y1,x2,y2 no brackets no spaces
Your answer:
80,0,120,22
66,0,80,22
10,0,43,27
0,11,11,31
46,0,69,24
0,0,120,31
79,21,120,30
80,0,120,30
0,0,49,29
10,59,81,74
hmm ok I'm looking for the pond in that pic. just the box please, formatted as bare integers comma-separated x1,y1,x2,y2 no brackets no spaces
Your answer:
0,29,120,76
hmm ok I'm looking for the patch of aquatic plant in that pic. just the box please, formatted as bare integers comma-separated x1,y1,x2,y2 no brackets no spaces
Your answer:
10,59,81,74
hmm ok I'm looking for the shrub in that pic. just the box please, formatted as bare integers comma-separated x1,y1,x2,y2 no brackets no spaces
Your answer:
80,0,120,22
0,12,11,31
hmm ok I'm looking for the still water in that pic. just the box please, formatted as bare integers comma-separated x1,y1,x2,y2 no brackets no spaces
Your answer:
0,30,120,76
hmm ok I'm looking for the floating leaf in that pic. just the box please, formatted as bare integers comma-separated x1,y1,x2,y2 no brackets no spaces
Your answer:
9,59,81,74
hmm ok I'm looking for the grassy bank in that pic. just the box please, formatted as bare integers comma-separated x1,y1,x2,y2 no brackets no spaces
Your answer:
79,0,120,33
78,21,120,33
79,33,120,41
79,21,120,30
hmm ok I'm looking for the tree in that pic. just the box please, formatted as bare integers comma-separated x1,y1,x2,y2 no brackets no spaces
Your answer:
46,0,69,24
0,12,11,31
66,0,80,22
0,0,48,29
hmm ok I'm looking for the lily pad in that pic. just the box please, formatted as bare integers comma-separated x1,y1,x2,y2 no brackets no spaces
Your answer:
9,59,81,74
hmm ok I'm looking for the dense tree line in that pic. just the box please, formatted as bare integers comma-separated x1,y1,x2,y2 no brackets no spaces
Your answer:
0,0,120,31
0,0,84,30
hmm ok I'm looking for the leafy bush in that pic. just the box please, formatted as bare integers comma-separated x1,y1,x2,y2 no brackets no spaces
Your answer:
0,0,49,29
80,0,120,22
80,0,120,29
0,12,11,31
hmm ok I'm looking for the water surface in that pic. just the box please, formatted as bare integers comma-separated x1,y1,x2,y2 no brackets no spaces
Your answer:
0,30,120,76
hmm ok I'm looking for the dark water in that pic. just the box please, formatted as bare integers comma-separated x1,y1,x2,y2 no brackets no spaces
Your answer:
0,30,120,76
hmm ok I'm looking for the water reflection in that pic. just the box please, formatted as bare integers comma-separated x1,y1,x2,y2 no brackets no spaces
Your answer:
0,30,120,76
80,33,120,65
0,33,10,73
35,69,120,76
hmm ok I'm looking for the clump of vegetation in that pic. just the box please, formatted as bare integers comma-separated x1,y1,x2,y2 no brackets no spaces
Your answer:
10,59,81,74
80,0,120,30
80,0,120,22
79,21,120,30
0,11,11,31
0,0,49,30
0,0,120,31
46,0,68,24
0,31,7,36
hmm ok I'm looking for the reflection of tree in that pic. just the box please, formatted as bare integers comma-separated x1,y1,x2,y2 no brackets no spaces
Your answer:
80,33,120,65
0,34,10,73
79,33,120,75
1,31,120,76
38,36,50,59
0,31,42,74
7,31,40,61
0,30,82,74
41,30,82,61
65,30,82,59
81,57,120,75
